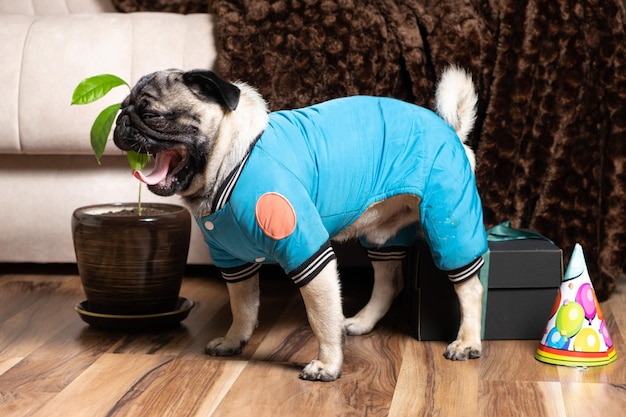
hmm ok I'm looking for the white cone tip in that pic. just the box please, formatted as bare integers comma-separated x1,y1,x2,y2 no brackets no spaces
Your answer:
564,243,586,281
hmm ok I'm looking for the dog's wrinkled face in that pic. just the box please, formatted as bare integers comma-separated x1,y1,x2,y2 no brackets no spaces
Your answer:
113,69,240,197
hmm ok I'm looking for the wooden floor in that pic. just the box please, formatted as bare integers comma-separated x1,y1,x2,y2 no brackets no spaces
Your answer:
0,265,624,417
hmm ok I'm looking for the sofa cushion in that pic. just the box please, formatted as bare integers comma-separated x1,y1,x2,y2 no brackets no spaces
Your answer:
0,0,116,14
0,15,30,153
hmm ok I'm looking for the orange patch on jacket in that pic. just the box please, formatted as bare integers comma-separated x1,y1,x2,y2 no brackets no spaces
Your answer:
255,192,297,240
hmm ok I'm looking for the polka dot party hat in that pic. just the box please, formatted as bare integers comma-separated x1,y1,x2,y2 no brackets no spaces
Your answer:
535,244,617,367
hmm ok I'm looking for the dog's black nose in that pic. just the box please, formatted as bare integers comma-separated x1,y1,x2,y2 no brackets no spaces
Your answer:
113,114,134,150
115,113,130,132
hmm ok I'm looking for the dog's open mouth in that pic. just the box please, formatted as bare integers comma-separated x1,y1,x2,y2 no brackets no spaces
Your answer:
132,146,189,188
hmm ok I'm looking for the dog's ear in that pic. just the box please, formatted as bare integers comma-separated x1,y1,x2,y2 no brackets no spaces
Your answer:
183,70,240,111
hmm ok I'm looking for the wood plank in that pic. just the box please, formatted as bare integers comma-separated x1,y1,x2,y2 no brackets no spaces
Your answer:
0,320,123,417
561,382,626,417
0,275,82,358
0,357,22,376
26,354,173,417
0,277,63,320
103,358,247,417
478,381,567,417
480,340,562,382
389,340,479,417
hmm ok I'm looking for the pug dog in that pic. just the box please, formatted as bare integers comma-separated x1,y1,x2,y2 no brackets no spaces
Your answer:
113,66,488,382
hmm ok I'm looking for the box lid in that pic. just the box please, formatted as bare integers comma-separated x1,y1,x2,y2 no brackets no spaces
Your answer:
486,238,562,289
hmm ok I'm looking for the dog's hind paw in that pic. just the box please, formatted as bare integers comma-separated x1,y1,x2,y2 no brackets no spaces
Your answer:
444,339,482,361
204,337,245,356
299,360,342,382
344,317,375,336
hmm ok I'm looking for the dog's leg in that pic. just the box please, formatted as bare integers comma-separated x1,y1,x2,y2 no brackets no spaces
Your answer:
344,260,404,335
444,274,483,360
205,273,260,356
298,260,344,381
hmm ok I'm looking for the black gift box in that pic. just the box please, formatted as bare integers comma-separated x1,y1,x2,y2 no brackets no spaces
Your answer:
404,236,562,340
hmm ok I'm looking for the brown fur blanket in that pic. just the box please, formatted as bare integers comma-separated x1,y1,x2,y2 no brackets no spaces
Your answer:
113,0,626,300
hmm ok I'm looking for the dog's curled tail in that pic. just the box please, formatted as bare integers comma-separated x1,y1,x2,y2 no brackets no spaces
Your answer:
435,66,478,171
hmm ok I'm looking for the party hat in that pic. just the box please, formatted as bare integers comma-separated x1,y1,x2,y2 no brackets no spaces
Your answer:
535,244,617,366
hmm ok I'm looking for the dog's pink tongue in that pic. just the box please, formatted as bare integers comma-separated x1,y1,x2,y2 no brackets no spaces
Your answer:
132,152,172,185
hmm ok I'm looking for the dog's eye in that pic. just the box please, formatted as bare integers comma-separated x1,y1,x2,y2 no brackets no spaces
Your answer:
142,113,161,120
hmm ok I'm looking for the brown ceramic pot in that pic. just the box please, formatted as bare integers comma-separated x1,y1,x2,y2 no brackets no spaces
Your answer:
72,203,191,315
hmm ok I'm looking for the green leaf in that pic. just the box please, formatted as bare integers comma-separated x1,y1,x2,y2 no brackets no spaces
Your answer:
90,103,121,163
71,74,129,105
126,151,150,171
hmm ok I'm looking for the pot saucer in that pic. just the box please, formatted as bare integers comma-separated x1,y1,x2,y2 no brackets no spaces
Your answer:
75,297,194,331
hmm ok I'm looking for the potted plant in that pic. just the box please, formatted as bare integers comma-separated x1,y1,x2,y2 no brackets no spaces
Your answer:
70,75,193,330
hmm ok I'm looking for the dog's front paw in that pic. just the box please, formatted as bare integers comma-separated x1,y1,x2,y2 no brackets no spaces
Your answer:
204,337,245,356
299,360,342,382
444,339,482,360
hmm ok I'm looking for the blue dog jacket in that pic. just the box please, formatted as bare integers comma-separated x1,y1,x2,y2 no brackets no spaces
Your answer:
197,96,487,287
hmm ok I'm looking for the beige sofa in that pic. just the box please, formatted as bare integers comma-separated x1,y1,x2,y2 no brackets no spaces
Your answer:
0,0,217,264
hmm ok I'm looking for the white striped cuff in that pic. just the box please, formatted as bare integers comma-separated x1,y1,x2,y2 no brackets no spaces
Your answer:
288,241,336,287
220,263,262,283
447,257,485,284
365,247,408,261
